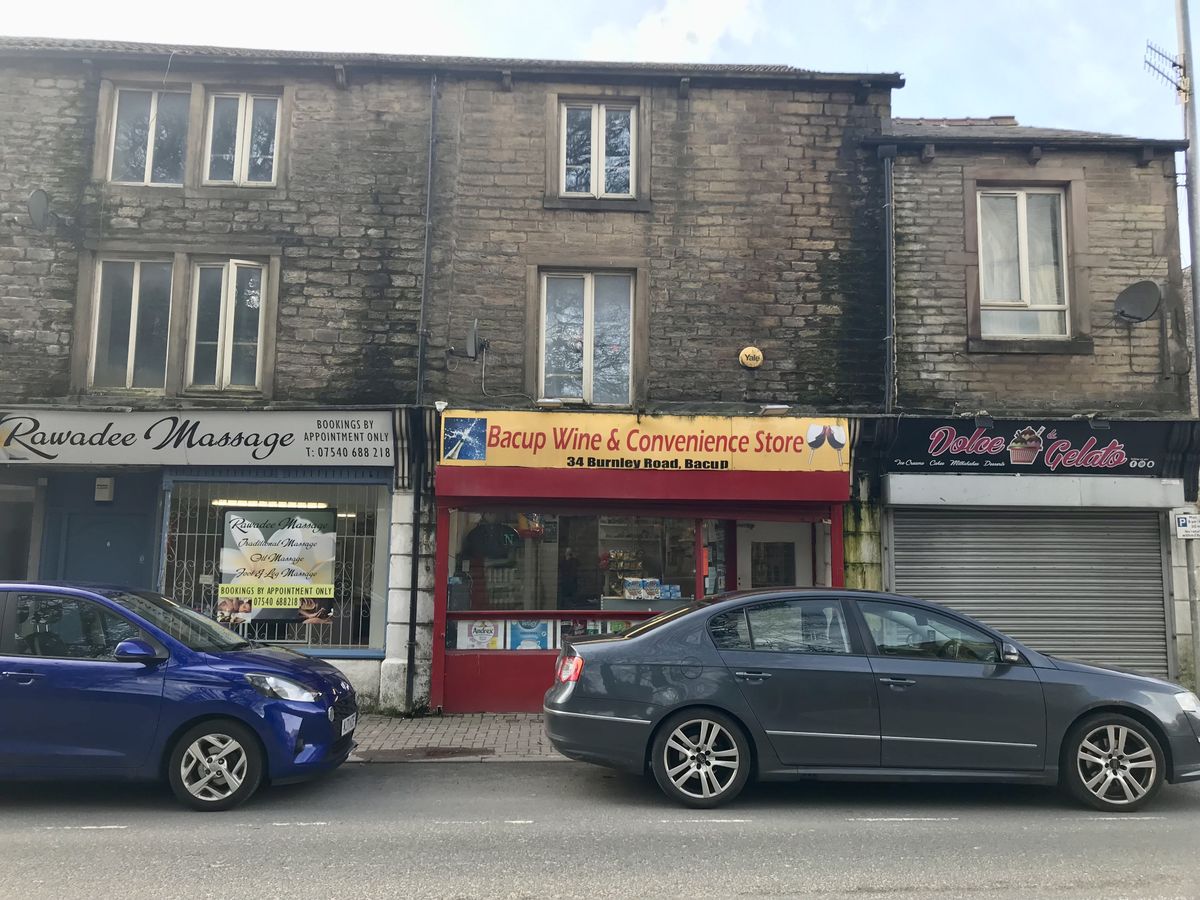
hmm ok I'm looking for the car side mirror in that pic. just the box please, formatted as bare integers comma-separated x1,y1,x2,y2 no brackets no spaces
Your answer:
1000,642,1022,665
114,638,165,664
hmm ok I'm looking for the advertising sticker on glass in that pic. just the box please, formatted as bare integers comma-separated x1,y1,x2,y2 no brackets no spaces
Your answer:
218,509,336,625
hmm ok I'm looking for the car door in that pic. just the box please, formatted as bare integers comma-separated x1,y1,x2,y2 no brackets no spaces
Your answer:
855,599,1045,771
711,597,880,767
0,590,167,769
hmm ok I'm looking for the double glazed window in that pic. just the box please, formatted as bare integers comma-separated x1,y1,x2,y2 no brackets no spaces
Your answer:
92,260,173,388
90,257,269,393
540,271,633,405
110,89,190,185
977,188,1069,338
189,261,267,389
205,93,280,186
561,102,636,198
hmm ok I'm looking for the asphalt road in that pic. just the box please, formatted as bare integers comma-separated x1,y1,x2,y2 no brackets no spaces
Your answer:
2,762,1199,900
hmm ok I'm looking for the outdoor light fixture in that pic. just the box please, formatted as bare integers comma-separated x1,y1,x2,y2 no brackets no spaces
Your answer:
974,413,994,429
535,398,564,409
759,404,790,416
1088,416,1111,431
210,499,330,509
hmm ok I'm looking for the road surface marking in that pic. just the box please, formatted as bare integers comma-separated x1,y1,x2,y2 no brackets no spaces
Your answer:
269,821,328,827
1078,816,1165,821
847,817,959,822
658,818,752,823
504,820,534,825
41,825,128,831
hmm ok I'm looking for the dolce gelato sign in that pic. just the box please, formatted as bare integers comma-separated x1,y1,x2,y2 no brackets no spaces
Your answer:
0,410,393,466
888,419,1173,475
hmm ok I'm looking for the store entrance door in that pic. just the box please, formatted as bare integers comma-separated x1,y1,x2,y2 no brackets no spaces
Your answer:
736,521,815,590
0,487,34,579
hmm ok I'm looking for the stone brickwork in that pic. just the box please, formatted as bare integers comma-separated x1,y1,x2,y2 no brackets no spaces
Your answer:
0,61,95,401
893,148,1191,416
425,77,891,411
0,59,429,405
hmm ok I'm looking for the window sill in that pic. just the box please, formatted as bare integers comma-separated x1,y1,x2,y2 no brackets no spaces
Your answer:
99,182,284,201
543,196,652,213
293,647,385,660
968,336,1094,355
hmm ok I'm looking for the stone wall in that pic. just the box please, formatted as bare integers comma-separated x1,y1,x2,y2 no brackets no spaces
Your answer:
424,76,891,411
893,148,1190,416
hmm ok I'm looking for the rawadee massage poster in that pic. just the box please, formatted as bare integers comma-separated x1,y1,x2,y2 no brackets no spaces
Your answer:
218,509,336,625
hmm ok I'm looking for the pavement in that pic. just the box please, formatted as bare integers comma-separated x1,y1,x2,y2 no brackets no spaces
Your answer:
2,761,1200,899
350,712,564,762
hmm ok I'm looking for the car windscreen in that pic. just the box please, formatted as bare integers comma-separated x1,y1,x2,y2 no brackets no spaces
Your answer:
103,590,251,652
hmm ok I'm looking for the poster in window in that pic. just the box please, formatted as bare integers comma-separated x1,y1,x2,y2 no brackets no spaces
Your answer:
218,508,336,625
456,620,505,650
507,619,551,650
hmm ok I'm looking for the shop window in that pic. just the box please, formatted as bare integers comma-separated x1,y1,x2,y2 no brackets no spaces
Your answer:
91,259,173,389
162,481,388,649
560,101,636,198
109,88,190,185
187,260,268,390
976,187,1069,339
204,92,281,186
447,512,696,649
540,271,633,405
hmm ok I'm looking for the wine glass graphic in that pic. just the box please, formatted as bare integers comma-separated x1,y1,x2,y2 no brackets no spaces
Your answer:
806,424,848,466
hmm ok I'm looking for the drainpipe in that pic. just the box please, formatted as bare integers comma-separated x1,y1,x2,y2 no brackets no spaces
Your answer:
404,73,438,712
878,144,898,415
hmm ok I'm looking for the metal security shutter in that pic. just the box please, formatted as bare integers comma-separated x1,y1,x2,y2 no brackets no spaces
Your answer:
891,509,1170,676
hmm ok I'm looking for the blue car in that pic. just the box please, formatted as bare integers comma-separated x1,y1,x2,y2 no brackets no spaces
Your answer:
0,583,357,810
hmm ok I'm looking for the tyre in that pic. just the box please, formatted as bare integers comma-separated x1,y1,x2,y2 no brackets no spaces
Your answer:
167,720,264,812
1062,712,1164,812
651,709,751,808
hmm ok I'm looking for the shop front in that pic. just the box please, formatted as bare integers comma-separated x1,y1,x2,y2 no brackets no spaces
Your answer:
431,410,851,712
0,408,398,693
881,417,1200,678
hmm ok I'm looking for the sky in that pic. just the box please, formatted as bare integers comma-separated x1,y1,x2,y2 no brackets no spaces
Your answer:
3,0,1195,140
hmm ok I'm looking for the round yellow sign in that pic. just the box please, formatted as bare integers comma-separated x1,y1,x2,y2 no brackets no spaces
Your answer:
739,346,764,369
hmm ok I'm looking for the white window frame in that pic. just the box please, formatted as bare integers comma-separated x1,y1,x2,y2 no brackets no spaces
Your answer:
89,258,173,390
202,92,281,187
107,88,189,186
559,102,637,199
186,259,268,391
976,187,1070,339
538,271,634,406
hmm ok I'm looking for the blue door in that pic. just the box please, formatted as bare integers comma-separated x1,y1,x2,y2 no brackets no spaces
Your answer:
0,590,166,770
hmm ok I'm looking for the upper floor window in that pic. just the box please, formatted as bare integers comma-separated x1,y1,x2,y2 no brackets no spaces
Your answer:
540,271,632,405
977,187,1069,339
109,89,190,185
205,93,280,186
91,258,173,389
561,102,636,198
188,260,268,390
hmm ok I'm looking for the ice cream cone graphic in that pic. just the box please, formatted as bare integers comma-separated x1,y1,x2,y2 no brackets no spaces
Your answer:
1007,426,1045,465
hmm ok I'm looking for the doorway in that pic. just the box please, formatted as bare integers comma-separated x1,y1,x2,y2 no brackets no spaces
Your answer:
736,521,817,590
0,486,34,579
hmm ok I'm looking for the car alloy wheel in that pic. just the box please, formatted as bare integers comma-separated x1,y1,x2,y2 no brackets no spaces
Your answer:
1076,724,1157,805
1064,712,1164,812
168,719,264,811
651,710,751,808
180,733,249,802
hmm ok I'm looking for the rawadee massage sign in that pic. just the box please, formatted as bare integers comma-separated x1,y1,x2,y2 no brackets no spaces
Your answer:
886,418,1172,476
0,410,393,466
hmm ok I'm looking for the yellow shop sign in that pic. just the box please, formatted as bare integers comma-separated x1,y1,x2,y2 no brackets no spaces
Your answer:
439,410,849,472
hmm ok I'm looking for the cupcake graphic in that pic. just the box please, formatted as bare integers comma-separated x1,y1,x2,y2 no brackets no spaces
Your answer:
1007,426,1045,465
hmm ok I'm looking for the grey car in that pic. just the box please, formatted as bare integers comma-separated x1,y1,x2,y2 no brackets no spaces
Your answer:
544,589,1200,811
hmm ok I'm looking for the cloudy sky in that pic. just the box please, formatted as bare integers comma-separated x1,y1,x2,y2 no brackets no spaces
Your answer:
3,0,1195,140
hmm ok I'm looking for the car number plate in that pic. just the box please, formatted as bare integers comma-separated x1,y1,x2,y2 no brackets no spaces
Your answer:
340,712,357,736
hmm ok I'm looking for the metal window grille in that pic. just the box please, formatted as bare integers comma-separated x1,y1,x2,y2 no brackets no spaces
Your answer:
163,481,387,648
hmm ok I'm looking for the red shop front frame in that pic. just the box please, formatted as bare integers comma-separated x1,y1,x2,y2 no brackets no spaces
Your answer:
431,465,849,713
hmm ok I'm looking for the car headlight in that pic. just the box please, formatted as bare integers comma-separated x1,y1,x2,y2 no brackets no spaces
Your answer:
246,673,322,703
1174,691,1200,715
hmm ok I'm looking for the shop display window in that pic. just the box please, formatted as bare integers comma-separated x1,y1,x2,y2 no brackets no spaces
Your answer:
163,481,389,648
446,510,698,650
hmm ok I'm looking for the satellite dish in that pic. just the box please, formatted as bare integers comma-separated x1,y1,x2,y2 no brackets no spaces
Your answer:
466,318,479,360
1114,281,1161,323
27,189,50,231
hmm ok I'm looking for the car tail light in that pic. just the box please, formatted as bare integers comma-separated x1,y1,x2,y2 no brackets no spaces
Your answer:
557,654,584,683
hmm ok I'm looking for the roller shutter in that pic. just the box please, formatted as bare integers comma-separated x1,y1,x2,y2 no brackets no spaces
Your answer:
890,508,1170,677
